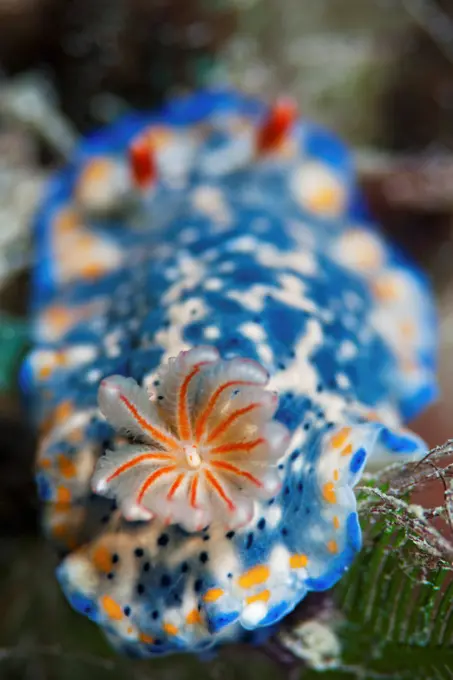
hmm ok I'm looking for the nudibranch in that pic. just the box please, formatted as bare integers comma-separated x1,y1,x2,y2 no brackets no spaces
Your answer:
22,90,438,658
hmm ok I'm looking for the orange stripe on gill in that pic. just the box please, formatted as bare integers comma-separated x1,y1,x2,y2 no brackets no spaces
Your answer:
204,469,235,511
119,395,178,450
206,403,260,444
211,460,262,487
106,452,173,483
194,380,255,440
137,466,176,504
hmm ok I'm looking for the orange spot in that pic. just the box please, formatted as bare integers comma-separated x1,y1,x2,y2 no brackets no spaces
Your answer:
80,262,104,280
341,444,353,457
55,208,79,233
333,516,340,529
327,540,339,554
56,486,71,503
401,320,416,340
162,623,178,636
78,158,112,187
92,545,112,573
308,187,342,214
100,595,123,621
331,427,351,449
38,457,52,470
333,469,339,482
38,365,52,380
373,278,399,301
322,482,336,504
203,588,224,603
139,632,155,644
127,626,133,634
54,400,73,424
186,609,203,625
246,589,270,605
67,429,83,444
238,565,270,589
144,126,173,149
58,455,77,479
289,554,308,569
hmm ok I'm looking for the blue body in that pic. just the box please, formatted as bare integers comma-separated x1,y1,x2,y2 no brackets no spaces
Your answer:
23,91,437,657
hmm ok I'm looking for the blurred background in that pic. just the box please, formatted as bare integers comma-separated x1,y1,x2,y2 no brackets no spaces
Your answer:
1,0,453,677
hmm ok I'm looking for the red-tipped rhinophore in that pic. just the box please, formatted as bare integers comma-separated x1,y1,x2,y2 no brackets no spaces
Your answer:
256,98,298,153
129,136,157,188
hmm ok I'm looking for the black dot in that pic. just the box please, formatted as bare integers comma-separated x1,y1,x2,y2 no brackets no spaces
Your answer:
227,573,233,579
297,482,303,493
158,395,164,401
181,562,189,573
154,639,162,646
124,606,131,616
101,515,110,524
284,486,290,496
257,518,266,530
303,422,310,430
281,528,288,536
194,579,203,593
268,498,275,506
153,380,160,386
226,531,235,540
152,610,159,619
143,562,150,572
199,552,209,564
290,450,299,461
203,535,210,541
246,533,254,549
278,362,285,370
107,572,114,580
157,534,169,547
137,583,145,595
161,574,172,588
112,554,119,564
316,383,324,393
278,464,284,470
135,548,144,558
83,606,91,614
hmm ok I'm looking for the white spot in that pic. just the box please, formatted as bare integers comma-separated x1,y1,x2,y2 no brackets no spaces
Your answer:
240,601,268,627
86,368,102,383
266,504,282,529
218,261,235,274
336,373,350,389
204,326,220,340
204,278,223,291
337,340,357,361
179,228,199,245
239,322,266,343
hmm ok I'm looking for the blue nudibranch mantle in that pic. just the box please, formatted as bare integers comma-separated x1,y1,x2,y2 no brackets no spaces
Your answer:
23,90,438,657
